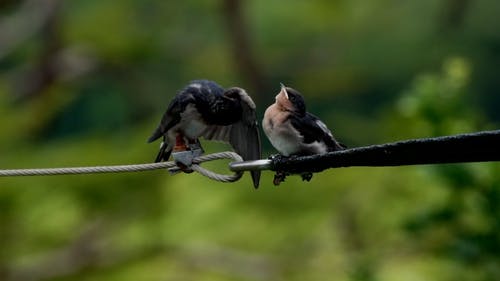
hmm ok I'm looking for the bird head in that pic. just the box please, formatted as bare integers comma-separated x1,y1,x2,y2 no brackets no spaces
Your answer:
224,87,256,109
276,83,306,114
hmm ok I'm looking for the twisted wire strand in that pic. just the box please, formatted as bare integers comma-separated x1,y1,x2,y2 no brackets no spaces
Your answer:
192,152,244,182
0,151,244,183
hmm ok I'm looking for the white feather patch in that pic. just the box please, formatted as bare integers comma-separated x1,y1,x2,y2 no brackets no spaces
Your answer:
190,83,202,89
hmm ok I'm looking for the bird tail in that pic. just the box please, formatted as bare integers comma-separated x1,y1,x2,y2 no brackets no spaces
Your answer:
250,171,261,189
154,141,172,162
335,141,347,151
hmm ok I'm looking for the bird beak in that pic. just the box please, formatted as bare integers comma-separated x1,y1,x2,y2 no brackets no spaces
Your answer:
280,83,289,99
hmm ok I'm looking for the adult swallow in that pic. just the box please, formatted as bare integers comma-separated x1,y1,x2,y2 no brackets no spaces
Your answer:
148,80,261,188
263,83,345,184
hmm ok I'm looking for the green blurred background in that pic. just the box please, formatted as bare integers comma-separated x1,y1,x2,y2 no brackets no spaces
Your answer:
1,0,500,280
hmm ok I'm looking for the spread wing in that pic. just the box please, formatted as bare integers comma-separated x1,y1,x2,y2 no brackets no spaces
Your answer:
290,112,345,151
202,98,262,188
229,101,261,188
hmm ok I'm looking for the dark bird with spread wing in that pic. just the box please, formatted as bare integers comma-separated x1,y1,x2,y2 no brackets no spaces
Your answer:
148,80,261,188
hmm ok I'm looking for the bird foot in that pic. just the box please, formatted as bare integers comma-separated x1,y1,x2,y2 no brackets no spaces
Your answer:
273,171,288,186
269,154,314,184
301,172,313,182
269,154,288,186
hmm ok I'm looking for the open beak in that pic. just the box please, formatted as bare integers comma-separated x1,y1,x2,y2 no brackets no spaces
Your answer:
280,83,289,99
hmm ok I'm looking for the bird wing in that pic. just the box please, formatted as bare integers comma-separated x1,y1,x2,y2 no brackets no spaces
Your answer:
147,98,182,143
201,125,232,141
148,96,188,162
153,138,171,162
201,98,262,188
229,101,261,188
290,112,345,151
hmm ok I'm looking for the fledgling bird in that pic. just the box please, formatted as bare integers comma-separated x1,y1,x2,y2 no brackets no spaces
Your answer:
263,84,345,184
148,80,261,188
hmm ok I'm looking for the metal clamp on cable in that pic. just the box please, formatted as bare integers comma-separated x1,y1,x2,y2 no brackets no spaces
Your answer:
169,147,204,174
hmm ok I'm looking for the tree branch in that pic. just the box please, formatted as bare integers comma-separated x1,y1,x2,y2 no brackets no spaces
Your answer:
0,0,60,60
221,0,267,102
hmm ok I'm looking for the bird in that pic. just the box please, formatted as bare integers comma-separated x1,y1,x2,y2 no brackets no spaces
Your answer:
148,80,261,188
262,83,345,184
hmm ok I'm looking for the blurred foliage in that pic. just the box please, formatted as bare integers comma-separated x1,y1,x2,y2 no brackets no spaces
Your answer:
0,0,499,281
389,56,500,281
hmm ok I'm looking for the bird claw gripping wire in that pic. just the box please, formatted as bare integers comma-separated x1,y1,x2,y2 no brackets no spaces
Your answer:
269,154,314,186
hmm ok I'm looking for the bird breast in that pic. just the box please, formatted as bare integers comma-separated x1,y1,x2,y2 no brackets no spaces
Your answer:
179,104,208,139
263,104,302,156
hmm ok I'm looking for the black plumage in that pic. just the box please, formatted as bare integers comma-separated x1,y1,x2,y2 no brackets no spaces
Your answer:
148,80,261,188
289,113,344,152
